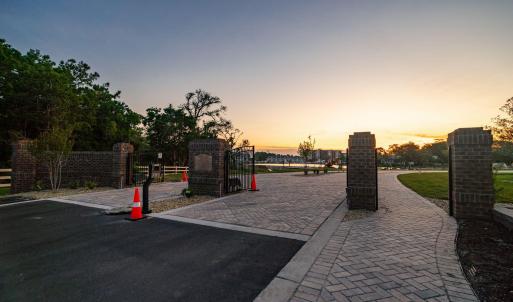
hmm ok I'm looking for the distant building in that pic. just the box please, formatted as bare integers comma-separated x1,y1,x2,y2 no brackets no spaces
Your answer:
309,149,344,163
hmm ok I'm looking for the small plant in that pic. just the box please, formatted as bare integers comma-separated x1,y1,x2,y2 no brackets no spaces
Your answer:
84,180,97,190
181,188,192,198
69,180,81,189
32,180,44,191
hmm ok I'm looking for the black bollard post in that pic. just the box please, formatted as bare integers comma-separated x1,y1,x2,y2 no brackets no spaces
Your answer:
142,162,153,214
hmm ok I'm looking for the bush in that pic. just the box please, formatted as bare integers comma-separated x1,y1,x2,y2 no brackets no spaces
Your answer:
32,180,44,191
84,180,97,190
181,188,192,198
69,180,81,189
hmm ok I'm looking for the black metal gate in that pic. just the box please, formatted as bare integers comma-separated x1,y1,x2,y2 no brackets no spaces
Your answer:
224,146,255,193
126,152,163,187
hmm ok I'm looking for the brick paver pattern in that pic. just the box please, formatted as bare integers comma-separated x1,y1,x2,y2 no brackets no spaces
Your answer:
290,172,478,302
167,173,346,235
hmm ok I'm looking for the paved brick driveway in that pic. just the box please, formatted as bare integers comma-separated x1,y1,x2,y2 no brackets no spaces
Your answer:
163,173,346,235
289,171,477,302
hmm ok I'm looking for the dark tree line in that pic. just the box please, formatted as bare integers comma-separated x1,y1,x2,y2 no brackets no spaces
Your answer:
380,139,513,168
0,39,243,167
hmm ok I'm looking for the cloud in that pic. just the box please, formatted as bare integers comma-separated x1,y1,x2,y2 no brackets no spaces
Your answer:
399,132,446,140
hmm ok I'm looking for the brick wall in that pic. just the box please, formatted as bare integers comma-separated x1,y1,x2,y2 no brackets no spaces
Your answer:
448,127,494,219
346,132,378,211
188,139,228,197
11,140,133,193
10,140,37,193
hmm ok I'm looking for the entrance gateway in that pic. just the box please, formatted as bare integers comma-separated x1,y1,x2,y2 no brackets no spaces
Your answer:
187,139,255,197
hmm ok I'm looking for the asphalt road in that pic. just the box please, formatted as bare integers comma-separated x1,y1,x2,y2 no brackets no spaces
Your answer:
0,201,303,302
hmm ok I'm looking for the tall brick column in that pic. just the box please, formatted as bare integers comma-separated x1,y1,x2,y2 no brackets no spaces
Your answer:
188,139,228,197
346,132,378,211
448,127,494,219
112,143,134,189
10,140,37,193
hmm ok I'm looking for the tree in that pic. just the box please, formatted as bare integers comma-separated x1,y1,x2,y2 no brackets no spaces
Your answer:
420,140,448,166
142,105,196,164
218,123,243,149
298,135,316,167
0,39,144,166
29,127,74,191
376,147,390,166
492,141,513,165
239,139,251,148
387,142,421,167
180,89,228,137
491,97,513,141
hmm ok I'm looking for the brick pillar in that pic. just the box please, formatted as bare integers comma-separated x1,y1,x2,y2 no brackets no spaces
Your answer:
448,127,494,219
346,132,378,211
11,140,37,193
112,143,134,189
188,139,228,197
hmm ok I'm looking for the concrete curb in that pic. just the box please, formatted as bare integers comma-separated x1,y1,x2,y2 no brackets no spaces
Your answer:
0,198,43,208
48,198,114,210
156,194,235,215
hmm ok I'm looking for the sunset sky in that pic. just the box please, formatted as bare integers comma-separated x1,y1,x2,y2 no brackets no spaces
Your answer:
1,0,512,154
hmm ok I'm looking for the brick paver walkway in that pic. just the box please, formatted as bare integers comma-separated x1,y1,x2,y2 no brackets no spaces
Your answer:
164,173,346,235
290,172,477,302
61,182,187,208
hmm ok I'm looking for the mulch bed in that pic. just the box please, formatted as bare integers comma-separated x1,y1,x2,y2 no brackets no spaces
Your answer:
150,195,213,213
426,197,449,214
457,219,513,302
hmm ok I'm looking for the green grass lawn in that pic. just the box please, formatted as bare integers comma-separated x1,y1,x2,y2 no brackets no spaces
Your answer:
163,174,183,182
397,172,513,203
0,187,9,196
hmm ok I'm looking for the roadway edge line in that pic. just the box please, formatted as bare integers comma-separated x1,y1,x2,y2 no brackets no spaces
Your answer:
47,198,114,210
150,213,311,242
0,198,45,208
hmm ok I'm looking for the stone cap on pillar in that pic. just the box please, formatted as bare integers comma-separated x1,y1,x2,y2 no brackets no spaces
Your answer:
348,132,376,147
448,127,492,146
113,142,134,153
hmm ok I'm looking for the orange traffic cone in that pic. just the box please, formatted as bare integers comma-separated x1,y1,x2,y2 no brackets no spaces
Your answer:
181,171,188,182
249,174,259,191
129,187,144,220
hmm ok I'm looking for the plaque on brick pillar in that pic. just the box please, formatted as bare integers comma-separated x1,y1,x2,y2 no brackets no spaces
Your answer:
346,132,378,211
188,139,228,197
448,127,494,219
194,154,213,172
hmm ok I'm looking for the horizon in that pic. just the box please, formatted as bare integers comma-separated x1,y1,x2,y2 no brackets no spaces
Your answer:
2,0,512,152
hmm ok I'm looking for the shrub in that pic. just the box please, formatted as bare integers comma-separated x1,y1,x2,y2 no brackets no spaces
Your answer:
32,180,44,191
69,180,81,189
84,180,97,190
181,188,192,198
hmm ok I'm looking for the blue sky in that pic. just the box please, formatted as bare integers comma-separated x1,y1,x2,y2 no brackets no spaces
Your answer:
2,0,513,152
